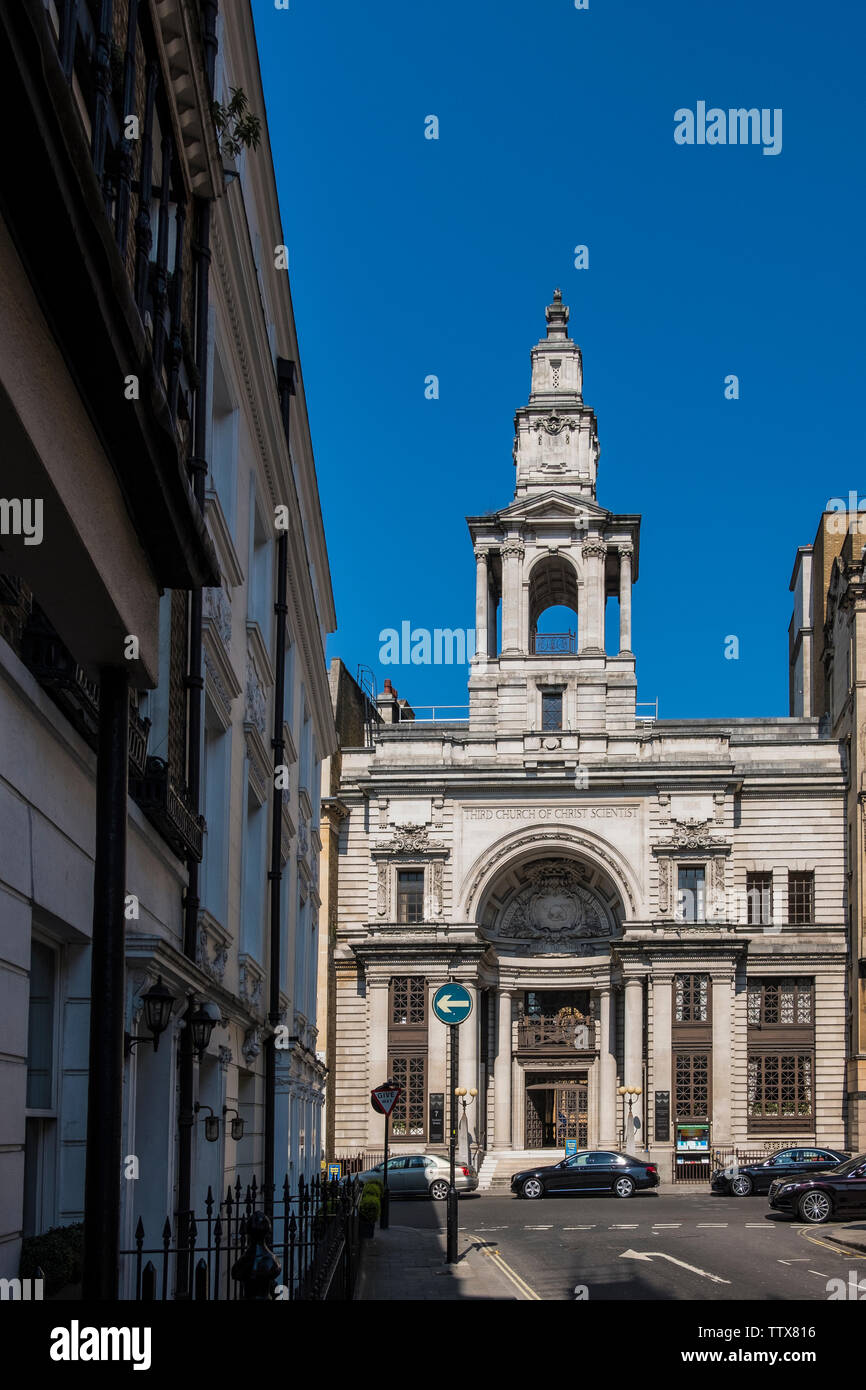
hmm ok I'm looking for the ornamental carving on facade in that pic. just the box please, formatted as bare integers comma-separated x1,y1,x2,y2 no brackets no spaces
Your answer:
379,824,444,854
657,857,672,914
203,584,232,649
581,540,607,560
242,1027,262,1064
244,663,267,737
465,828,637,915
376,861,389,916
430,860,444,917
654,818,728,850
500,540,525,560
494,860,613,941
535,413,578,436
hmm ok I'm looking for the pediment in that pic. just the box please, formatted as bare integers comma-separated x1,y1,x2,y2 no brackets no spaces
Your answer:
481,491,610,527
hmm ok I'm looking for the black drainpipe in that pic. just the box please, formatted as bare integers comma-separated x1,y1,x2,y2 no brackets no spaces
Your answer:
177,0,218,1291
265,357,295,1212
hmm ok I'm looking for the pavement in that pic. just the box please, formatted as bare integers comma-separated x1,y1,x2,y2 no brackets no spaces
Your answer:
355,1189,866,1301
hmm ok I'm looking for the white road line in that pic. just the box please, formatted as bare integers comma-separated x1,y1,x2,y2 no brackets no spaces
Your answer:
745,1223,773,1228
652,1223,681,1228
697,1223,728,1228
778,1259,810,1264
524,1224,553,1230
620,1249,731,1285
808,1269,829,1277
564,1225,595,1230
610,1224,640,1229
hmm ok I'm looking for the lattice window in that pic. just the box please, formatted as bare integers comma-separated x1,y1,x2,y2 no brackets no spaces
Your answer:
389,1055,426,1138
674,974,709,1023
551,364,561,389
747,978,813,1027
746,872,773,926
788,871,814,924
396,870,424,924
748,1053,813,1118
541,692,563,731
390,977,426,1026
675,1053,709,1118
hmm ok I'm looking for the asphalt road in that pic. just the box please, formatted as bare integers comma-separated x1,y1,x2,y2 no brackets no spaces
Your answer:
389,1189,865,1301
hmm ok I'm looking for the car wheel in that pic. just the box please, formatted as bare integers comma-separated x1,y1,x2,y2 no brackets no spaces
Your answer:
730,1175,753,1197
613,1176,635,1199
798,1190,832,1224
429,1179,450,1201
522,1178,544,1200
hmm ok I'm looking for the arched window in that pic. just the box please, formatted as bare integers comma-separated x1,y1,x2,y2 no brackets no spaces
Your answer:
528,556,579,655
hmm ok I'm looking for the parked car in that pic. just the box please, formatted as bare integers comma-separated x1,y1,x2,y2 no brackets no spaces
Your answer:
710,1146,849,1197
355,1154,478,1200
511,1150,659,1200
768,1152,866,1223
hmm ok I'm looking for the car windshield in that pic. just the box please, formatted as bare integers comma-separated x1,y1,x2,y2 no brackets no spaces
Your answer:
827,1153,866,1177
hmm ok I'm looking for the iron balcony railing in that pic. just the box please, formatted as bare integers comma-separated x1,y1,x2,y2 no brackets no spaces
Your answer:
130,755,205,862
530,632,576,655
517,1015,597,1051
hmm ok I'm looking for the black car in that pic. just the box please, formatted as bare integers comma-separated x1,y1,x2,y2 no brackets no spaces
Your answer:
511,1150,659,1200
768,1152,866,1223
710,1146,848,1197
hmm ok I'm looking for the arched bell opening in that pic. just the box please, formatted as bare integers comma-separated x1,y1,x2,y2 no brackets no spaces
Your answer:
528,554,580,656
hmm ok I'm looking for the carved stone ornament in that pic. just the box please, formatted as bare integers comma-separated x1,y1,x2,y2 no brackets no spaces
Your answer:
657,857,672,915
377,862,389,916
535,413,578,436
244,663,267,737
654,818,728,851
242,1027,262,1064
380,824,443,854
203,585,232,649
495,860,612,941
581,540,607,560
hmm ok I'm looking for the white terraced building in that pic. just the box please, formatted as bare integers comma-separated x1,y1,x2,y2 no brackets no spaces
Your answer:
328,291,848,1187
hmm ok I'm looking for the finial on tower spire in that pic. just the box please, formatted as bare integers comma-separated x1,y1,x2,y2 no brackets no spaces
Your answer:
545,287,570,340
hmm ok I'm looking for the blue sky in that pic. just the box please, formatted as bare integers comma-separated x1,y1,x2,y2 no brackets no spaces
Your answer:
253,0,865,719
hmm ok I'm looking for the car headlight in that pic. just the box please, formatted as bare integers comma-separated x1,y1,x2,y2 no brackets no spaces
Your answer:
777,1184,797,1195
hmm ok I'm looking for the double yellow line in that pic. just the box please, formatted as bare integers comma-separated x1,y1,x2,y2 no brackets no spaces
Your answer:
470,1236,541,1300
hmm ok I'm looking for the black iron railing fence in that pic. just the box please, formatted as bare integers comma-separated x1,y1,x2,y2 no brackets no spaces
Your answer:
121,1174,360,1301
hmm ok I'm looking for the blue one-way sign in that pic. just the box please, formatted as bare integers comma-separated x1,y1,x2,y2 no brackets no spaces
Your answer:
432,983,473,1025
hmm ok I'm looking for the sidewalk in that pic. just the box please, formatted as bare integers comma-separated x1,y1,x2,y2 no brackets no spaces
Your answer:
354,1223,521,1301
822,1222,866,1255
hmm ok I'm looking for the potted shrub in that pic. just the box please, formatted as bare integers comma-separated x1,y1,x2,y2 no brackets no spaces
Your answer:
359,1181,382,1238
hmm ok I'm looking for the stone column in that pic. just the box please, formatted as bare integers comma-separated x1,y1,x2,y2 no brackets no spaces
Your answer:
493,989,513,1149
459,986,479,1155
598,988,617,1148
580,538,607,652
487,578,497,657
367,977,390,1147
623,976,645,1151
618,545,633,653
500,539,524,653
712,975,733,1146
474,547,489,660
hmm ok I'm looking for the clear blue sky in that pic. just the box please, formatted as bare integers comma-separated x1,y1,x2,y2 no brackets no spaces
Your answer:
252,0,865,719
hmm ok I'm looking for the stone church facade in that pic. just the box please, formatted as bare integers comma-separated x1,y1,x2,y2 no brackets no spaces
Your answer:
330,292,848,1173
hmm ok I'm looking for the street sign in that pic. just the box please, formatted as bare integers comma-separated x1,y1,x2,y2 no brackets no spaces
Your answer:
371,1084,401,1116
327,1162,341,1182
431,983,473,1024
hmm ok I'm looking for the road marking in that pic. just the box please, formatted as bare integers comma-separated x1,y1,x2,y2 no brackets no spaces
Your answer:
474,1225,508,1231
524,1224,553,1230
798,1227,865,1261
610,1224,639,1229
745,1223,773,1228
652,1223,681,1229
471,1237,541,1301
697,1223,728,1228
564,1225,595,1230
808,1269,829,1277
777,1258,809,1264
619,1249,731,1285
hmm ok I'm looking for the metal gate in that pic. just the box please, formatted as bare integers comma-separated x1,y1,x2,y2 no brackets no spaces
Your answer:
555,1083,588,1149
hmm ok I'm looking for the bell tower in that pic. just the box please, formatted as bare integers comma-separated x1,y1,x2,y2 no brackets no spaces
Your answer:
467,291,640,752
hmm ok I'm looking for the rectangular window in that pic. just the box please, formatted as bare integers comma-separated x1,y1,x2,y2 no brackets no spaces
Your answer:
391,977,426,1026
389,1055,427,1138
674,974,709,1023
748,1053,813,1120
27,940,56,1110
747,978,813,1027
788,871,814,924
541,692,563,731
674,1052,710,1118
677,866,705,923
397,870,424,924
746,872,773,926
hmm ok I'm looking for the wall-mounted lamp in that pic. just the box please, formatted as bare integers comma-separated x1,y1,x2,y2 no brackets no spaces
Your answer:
188,998,219,1060
194,1102,220,1143
223,1106,245,1142
125,976,176,1056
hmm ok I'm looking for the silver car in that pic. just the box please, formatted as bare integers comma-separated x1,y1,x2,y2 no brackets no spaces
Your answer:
357,1154,478,1200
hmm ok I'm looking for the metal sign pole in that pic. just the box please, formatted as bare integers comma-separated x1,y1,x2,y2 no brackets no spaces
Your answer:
446,1022,459,1263
382,1108,390,1230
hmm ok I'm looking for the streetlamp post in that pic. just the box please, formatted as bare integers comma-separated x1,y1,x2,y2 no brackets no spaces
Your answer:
454,1087,478,1169
617,1085,643,1152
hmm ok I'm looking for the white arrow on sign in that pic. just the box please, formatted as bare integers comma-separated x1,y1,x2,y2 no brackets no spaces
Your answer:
436,994,471,1015
619,1250,731,1285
